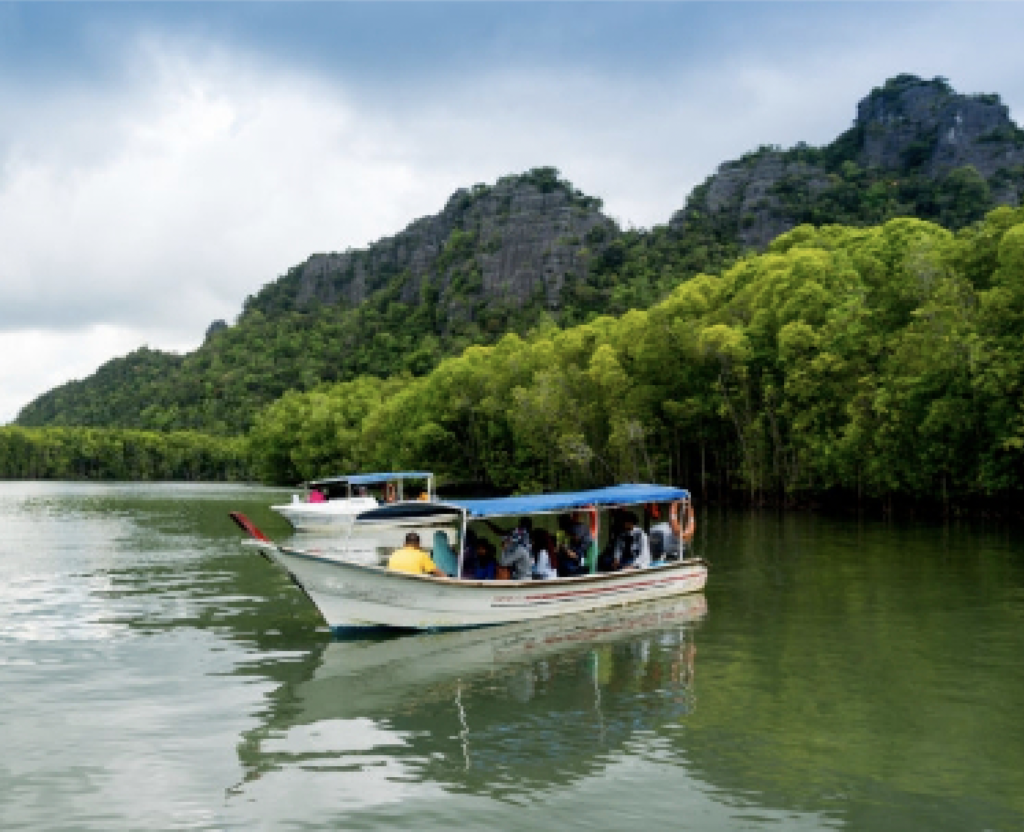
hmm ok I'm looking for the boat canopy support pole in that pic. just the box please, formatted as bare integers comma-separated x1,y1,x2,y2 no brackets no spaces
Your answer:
457,509,468,578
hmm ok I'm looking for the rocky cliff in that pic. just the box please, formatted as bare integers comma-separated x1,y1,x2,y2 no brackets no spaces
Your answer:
857,77,1023,182
671,75,1024,249
248,168,618,325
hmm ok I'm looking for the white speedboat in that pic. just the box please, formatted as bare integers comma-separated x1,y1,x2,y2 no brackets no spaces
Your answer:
270,470,434,532
234,483,707,633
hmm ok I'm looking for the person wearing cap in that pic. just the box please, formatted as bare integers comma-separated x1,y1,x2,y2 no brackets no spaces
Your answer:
388,532,445,576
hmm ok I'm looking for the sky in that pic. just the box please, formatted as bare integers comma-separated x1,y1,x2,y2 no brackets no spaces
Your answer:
2,2,1024,425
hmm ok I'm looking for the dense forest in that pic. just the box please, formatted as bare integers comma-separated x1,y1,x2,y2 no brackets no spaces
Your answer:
247,208,1024,511
6,76,1024,513
7,207,1024,511
0,427,252,481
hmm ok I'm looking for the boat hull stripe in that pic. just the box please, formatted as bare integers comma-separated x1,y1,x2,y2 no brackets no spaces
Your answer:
490,573,702,607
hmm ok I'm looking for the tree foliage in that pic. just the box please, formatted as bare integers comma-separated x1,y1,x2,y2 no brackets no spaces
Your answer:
0,427,253,481
9,207,1024,513
245,208,1024,513
17,138,1023,439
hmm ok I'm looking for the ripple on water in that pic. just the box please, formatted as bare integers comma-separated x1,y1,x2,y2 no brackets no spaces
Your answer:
0,572,123,644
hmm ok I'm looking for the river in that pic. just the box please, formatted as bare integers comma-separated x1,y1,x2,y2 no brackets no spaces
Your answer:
1,481,1022,830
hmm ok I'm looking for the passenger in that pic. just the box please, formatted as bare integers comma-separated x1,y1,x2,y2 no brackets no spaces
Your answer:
502,532,535,580
465,539,498,580
459,528,479,577
308,489,326,503
483,517,535,580
387,532,445,576
556,513,592,577
598,508,628,571
610,511,650,570
431,530,459,577
482,515,532,540
532,529,558,580
649,500,695,561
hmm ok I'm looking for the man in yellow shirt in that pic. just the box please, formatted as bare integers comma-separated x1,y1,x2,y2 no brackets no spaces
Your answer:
388,532,445,576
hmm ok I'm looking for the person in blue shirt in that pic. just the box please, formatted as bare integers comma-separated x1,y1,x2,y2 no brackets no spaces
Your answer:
460,530,497,580
466,539,497,580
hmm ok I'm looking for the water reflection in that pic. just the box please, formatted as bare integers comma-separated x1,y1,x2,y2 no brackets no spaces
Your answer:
234,595,705,800
6,484,1024,829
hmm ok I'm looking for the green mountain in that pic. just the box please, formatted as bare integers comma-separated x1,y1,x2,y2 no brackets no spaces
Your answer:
16,75,1024,435
247,207,1024,507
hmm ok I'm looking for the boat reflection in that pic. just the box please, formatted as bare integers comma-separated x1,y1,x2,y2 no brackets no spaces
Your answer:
235,594,706,798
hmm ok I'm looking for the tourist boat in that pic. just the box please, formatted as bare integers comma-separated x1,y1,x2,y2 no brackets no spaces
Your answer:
270,470,434,532
232,483,707,633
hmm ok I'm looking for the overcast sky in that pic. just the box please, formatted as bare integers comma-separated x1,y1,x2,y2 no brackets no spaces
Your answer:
2,2,1023,425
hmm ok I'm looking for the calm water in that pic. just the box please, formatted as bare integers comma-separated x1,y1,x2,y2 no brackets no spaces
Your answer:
2,482,1023,831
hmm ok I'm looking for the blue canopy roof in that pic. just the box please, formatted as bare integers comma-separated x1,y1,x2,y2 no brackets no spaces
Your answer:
310,471,433,487
446,483,690,519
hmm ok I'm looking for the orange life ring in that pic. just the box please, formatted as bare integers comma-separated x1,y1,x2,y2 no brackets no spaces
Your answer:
670,500,695,535
681,500,695,541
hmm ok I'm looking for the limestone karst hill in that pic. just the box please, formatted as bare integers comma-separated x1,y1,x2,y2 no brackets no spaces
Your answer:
16,74,1024,435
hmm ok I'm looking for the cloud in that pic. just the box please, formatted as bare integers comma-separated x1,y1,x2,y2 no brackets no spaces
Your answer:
0,325,195,425
0,40,448,335
3,3,1024,425
0,39,469,420
2,30,855,345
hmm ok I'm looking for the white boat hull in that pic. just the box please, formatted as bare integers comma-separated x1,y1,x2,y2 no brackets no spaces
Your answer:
270,497,378,531
250,540,708,632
